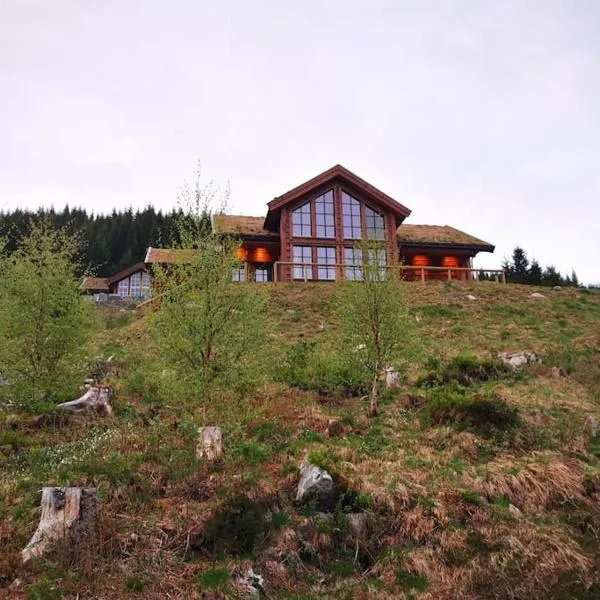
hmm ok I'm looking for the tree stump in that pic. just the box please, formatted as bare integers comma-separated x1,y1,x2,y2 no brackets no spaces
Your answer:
383,367,401,390
57,387,112,415
22,487,97,563
196,426,223,461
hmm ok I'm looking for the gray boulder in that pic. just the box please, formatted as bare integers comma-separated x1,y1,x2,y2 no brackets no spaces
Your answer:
296,459,334,504
498,351,539,370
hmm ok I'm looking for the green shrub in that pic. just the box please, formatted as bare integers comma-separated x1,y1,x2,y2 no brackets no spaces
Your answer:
419,352,509,388
125,576,146,593
395,570,429,592
423,387,519,437
198,568,230,590
276,341,370,397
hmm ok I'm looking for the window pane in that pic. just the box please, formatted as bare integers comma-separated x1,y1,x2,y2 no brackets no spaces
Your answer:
292,202,312,237
232,266,246,282
342,192,362,239
130,272,141,296
366,205,385,240
141,272,151,294
315,190,335,238
255,267,271,282
293,245,313,279
368,248,387,280
317,247,336,280
344,247,363,280
118,279,129,296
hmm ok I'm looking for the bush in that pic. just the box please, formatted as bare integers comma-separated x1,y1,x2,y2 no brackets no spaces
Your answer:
276,340,370,397
423,387,519,437
419,352,509,388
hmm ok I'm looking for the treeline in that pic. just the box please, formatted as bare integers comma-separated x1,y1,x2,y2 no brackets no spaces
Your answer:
498,246,580,287
0,206,187,276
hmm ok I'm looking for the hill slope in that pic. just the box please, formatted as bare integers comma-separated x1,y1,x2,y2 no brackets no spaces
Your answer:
1,282,600,599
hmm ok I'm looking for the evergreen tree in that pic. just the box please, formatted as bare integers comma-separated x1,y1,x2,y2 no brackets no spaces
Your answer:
528,260,542,285
541,265,562,287
570,270,579,287
510,246,529,284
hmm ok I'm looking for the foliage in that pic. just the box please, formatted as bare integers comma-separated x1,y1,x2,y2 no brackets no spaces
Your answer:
150,180,268,422
503,245,580,287
276,340,370,397
336,241,411,415
0,221,90,410
418,352,509,387
422,386,520,437
0,205,189,277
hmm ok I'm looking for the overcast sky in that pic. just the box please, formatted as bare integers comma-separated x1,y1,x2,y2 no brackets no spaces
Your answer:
1,0,599,282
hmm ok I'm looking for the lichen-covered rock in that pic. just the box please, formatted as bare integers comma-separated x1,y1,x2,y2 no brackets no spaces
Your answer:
530,292,546,299
498,351,539,370
296,459,334,504
235,568,265,598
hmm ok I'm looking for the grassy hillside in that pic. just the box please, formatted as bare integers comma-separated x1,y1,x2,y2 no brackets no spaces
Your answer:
1,281,600,599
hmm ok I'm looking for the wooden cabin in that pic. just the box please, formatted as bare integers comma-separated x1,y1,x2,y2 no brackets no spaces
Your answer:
80,262,151,299
211,165,495,282
92,165,497,288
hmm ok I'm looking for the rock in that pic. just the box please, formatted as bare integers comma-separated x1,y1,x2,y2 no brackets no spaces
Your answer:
22,487,97,563
383,367,401,390
508,504,522,518
197,426,223,461
326,419,344,437
317,320,325,331
398,394,426,410
498,351,539,370
355,343,367,351
347,512,374,540
296,459,334,504
530,292,546,299
553,286,562,291
584,415,599,439
236,568,265,598
466,294,477,301
550,366,565,379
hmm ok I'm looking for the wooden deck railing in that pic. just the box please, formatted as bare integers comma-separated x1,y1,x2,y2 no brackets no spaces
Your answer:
273,262,506,284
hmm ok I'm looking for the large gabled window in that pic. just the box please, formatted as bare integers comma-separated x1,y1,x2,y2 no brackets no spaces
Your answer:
342,192,362,239
292,201,312,237
315,190,335,238
366,205,386,240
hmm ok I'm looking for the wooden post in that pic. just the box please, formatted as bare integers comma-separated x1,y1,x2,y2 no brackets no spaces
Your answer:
447,269,452,281
421,267,425,283
502,271,507,285
303,264,308,282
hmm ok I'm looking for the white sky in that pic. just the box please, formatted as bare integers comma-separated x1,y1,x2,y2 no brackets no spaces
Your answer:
1,0,599,282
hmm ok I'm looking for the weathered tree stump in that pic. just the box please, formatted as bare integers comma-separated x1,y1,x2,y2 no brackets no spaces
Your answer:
196,426,223,460
22,487,97,563
383,367,401,390
57,387,112,415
